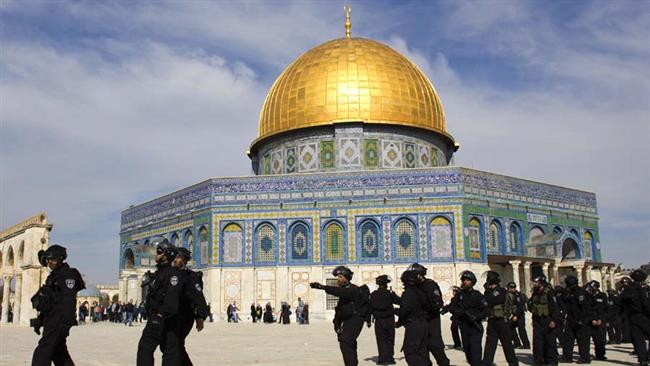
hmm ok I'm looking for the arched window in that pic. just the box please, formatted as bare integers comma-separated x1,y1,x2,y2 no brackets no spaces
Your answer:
199,227,209,265
222,223,243,263
529,226,545,242
290,222,310,260
255,223,276,263
124,249,135,269
395,219,416,259
468,218,481,255
184,230,194,249
430,216,452,258
583,231,593,259
509,222,522,251
324,222,344,261
170,232,179,247
488,221,502,253
17,241,24,266
553,226,563,235
359,220,380,259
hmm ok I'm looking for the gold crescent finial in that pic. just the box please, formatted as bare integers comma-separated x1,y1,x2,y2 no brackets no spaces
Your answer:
344,5,352,38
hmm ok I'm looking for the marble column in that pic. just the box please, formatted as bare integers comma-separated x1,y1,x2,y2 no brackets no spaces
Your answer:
542,263,550,282
599,267,608,289
1,276,11,324
585,265,593,283
575,265,585,286
510,260,521,291
13,274,22,323
609,268,616,290
551,265,560,286
523,262,532,295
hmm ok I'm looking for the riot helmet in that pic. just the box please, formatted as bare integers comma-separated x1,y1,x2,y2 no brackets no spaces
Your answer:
154,237,178,261
177,247,192,262
375,275,391,286
630,269,648,283
332,265,353,281
506,282,517,289
564,275,579,288
460,270,477,286
407,262,427,276
619,276,632,288
532,274,547,285
400,270,419,287
485,270,501,285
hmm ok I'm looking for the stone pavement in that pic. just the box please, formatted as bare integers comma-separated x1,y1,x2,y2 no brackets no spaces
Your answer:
0,318,640,365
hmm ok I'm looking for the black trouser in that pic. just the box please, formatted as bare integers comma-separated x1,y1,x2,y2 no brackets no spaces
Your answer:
556,318,566,349
459,322,484,366
451,319,462,347
483,317,519,366
590,323,606,359
136,315,182,366
374,316,396,363
512,314,530,347
337,316,364,366
606,316,622,343
532,315,558,365
403,318,430,366
562,322,590,362
629,313,650,364
427,316,450,366
32,323,74,366
179,316,195,366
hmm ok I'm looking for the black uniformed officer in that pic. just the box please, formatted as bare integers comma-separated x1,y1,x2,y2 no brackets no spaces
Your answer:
450,270,489,366
561,275,592,364
310,266,365,366
370,274,400,365
173,247,209,366
396,269,431,366
586,280,608,361
620,271,650,366
482,271,519,366
528,275,560,366
136,238,185,366
441,286,463,349
605,289,622,344
554,285,568,349
507,281,531,349
31,245,85,366
408,263,450,366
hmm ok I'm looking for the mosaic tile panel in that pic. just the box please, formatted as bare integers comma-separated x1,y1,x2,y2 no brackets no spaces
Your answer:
419,216,427,258
279,223,286,263
363,139,380,168
222,223,243,263
262,153,271,175
290,222,309,260
271,150,283,175
339,138,361,167
418,145,431,168
255,223,276,262
404,143,417,169
382,140,402,169
299,143,318,172
324,222,344,261
320,140,335,169
395,219,416,259
348,214,356,261
431,216,452,258
223,271,241,312
245,222,253,263
285,147,297,173
360,220,380,259
383,219,391,261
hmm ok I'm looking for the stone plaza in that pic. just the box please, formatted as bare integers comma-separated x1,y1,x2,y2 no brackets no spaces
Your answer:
0,317,641,366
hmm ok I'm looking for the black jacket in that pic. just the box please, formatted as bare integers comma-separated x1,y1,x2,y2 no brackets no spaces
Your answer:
324,283,361,321
42,263,85,328
450,287,490,326
565,286,593,326
370,287,400,319
146,262,184,319
180,268,209,321
396,284,428,327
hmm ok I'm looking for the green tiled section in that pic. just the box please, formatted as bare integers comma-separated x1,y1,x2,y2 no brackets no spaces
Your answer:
404,143,416,168
363,139,379,168
286,147,297,173
320,140,335,169
262,153,271,175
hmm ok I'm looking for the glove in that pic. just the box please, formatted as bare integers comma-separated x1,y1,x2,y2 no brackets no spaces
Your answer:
309,282,324,290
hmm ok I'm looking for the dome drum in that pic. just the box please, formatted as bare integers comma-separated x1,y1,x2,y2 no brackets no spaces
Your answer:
250,122,454,175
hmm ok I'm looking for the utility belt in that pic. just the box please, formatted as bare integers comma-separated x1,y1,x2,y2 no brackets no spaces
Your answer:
373,309,394,319
489,304,505,318
530,302,550,317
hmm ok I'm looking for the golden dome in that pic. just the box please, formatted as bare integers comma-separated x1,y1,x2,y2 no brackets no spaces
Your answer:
255,37,449,145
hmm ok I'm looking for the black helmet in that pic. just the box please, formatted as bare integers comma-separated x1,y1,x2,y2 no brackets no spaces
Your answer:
506,282,517,289
607,289,617,296
177,247,192,261
407,263,427,276
332,265,353,280
630,269,648,283
38,245,68,266
564,275,578,287
619,276,632,287
154,237,178,260
485,270,501,285
460,270,477,285
532,275,547,284
375,275,391,285
400,270,419,286
554,286,565,295
587,280,600,289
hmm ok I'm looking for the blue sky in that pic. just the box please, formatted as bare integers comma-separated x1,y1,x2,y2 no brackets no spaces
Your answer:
2,1,649,284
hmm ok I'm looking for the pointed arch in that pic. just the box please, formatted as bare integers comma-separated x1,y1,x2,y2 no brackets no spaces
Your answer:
509,221,522,251
430,216,453,258
17,241,25,266
289,221,310,261
199,226,209,265
394,218,416,260
222,223,243,264
255,222,277,263
324,221,345,262
170,232,179,247
582,231,593,260
487,220,503,253
123,248,135,270
359,219,381,260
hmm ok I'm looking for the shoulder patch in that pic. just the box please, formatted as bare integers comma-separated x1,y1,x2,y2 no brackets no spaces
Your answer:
493,290,500,296
578,295,584,301
195,283,202,292
170,275,179,287
65,278,76,289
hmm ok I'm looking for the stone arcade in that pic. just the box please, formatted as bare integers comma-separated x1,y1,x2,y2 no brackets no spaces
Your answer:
118,23,614,319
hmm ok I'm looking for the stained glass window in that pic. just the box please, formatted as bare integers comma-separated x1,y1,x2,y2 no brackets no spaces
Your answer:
290,222,309,260
256,224,276,262
509,222,521,251
360,220,380,259
395,219,416,259
222,223,243,263
583,231,593,259
325,222,344,261
468,218,481,252
430,216,452,258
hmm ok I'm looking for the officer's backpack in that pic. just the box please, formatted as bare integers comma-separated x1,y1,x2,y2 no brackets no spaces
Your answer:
355,284,372,323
